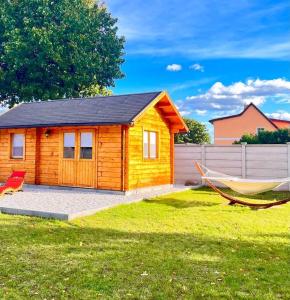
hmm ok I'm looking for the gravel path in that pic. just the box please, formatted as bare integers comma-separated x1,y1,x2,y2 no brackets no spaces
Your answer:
0,185,191,220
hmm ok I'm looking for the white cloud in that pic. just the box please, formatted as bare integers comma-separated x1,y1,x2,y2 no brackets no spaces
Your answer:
184,78,290,113
166,64,182,72
180,110,191,116
266,111,290,121
190,63,204,72
174,78,290,120
195,109,207,116
276,94,290,104
170,77,216,92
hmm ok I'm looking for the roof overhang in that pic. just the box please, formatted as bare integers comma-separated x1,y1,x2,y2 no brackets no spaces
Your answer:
0,121,132,130
132,91,189,133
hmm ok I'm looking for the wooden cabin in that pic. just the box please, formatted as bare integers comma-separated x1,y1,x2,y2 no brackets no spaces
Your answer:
0,91,188,192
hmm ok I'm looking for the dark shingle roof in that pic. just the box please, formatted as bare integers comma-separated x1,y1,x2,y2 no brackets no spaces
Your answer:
0,92,162,129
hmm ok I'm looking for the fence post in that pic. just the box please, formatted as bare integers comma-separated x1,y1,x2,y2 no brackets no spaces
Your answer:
287,142,290,191
201,144,206,185
241,142,247,178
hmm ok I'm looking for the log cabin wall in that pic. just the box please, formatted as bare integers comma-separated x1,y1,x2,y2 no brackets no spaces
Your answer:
0,128,37,184
97,125,123,191
36,127,59,185
0,117,174,191
0,125,123,191
127,105,172,190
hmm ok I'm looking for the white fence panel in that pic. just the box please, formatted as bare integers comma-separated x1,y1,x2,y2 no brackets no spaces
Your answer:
174,143,290,191
246,161,287,170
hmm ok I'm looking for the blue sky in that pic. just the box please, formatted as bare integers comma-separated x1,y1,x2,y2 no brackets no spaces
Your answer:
105,0,290,135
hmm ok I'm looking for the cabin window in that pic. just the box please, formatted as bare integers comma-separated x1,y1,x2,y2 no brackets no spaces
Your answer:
63,133,75,159
11,133,24,158
149,131,157,158
257,127,265,134
143,130,158,159
143,131,149,159
80,132,93,159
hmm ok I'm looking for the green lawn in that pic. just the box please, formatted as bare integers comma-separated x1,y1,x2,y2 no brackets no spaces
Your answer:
0,188,289,299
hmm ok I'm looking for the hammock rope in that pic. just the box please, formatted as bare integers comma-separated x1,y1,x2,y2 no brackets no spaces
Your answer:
194,161,290,209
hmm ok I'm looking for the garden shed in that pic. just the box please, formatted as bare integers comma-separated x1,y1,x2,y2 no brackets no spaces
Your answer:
0,91,188,192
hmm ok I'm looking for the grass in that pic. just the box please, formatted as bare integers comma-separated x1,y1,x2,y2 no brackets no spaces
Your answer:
0,187,289,299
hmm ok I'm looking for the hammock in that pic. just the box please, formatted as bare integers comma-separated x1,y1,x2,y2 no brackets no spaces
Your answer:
194,161,290,209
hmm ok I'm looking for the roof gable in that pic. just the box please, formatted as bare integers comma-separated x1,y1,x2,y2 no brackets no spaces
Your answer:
209,103,279,129
133,91,188,133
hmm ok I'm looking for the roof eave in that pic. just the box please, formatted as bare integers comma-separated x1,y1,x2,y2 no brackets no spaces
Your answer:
0,121,131,130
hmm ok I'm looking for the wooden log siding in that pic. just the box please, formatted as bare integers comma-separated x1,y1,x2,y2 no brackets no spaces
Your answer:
0,126,123,190
174,144,290,191
0,128,37,184
0,114,173,191
97,125,122,190
37,128,59,185
127,105,172,190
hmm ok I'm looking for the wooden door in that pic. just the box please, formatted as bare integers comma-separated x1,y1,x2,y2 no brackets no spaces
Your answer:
59,129,96,188
59,131,77,186
76,130,96,187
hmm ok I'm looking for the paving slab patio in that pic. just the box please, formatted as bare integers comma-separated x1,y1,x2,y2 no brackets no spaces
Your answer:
0,185,193,220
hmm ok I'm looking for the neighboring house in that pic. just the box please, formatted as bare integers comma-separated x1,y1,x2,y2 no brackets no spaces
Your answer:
209,103,290,145
0,91,188,192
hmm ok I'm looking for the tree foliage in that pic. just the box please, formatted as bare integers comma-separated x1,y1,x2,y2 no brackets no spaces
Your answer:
0,0,124,107
175,118,211,144
235,129,290,144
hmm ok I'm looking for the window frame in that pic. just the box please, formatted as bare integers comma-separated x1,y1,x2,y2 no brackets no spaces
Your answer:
79,131,93,160
63,132,76,160
256,127,265,134
10,132,25,160
142,129,159,160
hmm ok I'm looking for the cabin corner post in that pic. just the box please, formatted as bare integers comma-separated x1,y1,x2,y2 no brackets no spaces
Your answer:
121,125,129,192
170,131,175,184
35,128,41,185
287,142,290,191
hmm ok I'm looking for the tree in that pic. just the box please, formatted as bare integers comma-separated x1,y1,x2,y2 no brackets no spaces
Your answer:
175,118,211,144
0,0,124,107
235,129,290,144
234,133,259,144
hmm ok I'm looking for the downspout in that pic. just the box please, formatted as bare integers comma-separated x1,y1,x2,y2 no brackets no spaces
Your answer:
121,122,134,192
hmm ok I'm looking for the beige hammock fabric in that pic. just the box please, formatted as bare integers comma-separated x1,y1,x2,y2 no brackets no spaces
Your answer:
199,164,290,195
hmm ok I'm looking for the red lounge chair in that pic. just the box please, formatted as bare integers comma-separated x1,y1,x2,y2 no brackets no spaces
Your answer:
10,171,26,179
5,177,25,193
0,171,26,196
0,185,9,195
